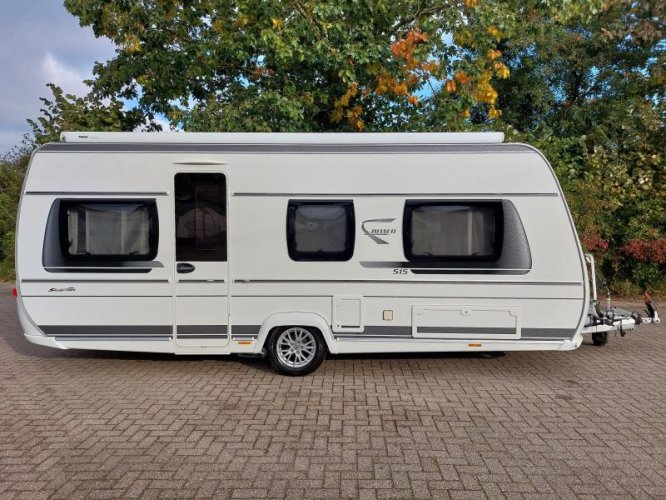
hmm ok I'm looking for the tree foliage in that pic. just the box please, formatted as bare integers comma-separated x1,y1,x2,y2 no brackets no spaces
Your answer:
1,0,664,293
28,83,154,145
494,0,665,291
0,147,31,278
64,0,604,131
0,84,150,279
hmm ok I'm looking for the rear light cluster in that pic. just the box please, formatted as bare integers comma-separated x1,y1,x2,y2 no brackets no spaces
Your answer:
12,288,18,297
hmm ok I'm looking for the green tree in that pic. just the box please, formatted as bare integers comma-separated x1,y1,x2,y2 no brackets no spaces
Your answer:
3,0,663,294
28,83,154,145
0,146,31,279
494,0,666,292
0,83,152,279
65,0,583,131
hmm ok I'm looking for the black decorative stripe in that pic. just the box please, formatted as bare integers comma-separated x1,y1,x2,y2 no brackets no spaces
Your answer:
40,143,532,154
40,325,172,336
177,325,227,335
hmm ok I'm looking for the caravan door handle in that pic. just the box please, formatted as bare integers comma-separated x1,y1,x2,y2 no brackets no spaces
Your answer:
177,262,196,274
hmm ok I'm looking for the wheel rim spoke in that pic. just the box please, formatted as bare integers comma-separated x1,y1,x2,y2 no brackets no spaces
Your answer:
276,328,317,368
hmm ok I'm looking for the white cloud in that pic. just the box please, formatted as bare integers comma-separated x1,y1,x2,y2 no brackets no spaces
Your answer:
0,0,116,154
41,53,91,97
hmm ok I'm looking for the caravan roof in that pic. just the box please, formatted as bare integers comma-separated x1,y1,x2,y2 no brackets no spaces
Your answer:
60,131,504,145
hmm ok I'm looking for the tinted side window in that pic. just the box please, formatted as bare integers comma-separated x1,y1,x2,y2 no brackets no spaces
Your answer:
404,201,503,261
175,173,227,261
59,200,158,260
287,201,355,261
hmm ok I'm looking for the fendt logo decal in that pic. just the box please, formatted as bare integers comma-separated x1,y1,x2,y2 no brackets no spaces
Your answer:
48,287,76,293
361,218,397,244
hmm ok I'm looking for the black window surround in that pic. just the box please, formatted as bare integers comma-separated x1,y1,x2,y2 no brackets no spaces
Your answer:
43,199,160,273
174,173,227,262
286,200,355,262
401,199,532,273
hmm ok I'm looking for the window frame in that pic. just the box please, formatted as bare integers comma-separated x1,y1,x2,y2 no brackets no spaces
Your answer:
402,200,504,263
286,200,356,262
57,199,159,262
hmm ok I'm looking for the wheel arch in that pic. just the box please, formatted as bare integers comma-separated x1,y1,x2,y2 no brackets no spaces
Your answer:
252,312,338,355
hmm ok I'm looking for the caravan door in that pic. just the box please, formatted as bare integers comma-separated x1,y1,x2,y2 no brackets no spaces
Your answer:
173,172,229,347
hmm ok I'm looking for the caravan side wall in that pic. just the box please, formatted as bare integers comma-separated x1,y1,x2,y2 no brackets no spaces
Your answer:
15,142,588,355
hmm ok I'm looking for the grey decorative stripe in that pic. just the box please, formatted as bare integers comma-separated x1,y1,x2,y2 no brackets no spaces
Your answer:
44,267,153,274
521,328,575,339
235,192,558,198
176,295,228,298
39,143,533,154
177,325,227,335
418,326,516,335
231,294,581,300
360,326,412,336
337,336,566,343
25,191,168,196
359,262,531,275
361,261,526,270
334,326,574,340
232,325,261,335
410,269,530,275
177,279,225,283
40,325,172,336
177,335,228,339
234,279,583,286
46,261,164,269
56,336,169,341
23,295,172,298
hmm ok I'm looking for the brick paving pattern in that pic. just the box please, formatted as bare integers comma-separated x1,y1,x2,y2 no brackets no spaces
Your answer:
1,283,665,499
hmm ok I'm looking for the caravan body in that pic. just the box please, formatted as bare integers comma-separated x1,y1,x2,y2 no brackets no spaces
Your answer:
15,132,588,373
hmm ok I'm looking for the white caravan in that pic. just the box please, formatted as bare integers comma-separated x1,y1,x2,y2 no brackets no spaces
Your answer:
15,132,589,374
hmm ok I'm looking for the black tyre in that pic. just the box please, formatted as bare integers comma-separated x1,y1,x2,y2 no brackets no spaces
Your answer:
592,331,608,346
267,326,327,376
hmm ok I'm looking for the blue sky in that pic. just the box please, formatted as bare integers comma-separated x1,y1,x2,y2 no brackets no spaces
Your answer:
0,1,116,154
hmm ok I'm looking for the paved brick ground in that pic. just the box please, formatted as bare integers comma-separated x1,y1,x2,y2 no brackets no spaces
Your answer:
1,283,664,499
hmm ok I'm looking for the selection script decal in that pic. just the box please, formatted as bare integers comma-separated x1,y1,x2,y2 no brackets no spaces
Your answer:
361,218,397,244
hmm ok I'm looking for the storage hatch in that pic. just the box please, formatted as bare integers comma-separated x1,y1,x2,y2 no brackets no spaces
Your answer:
412,305,521,339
